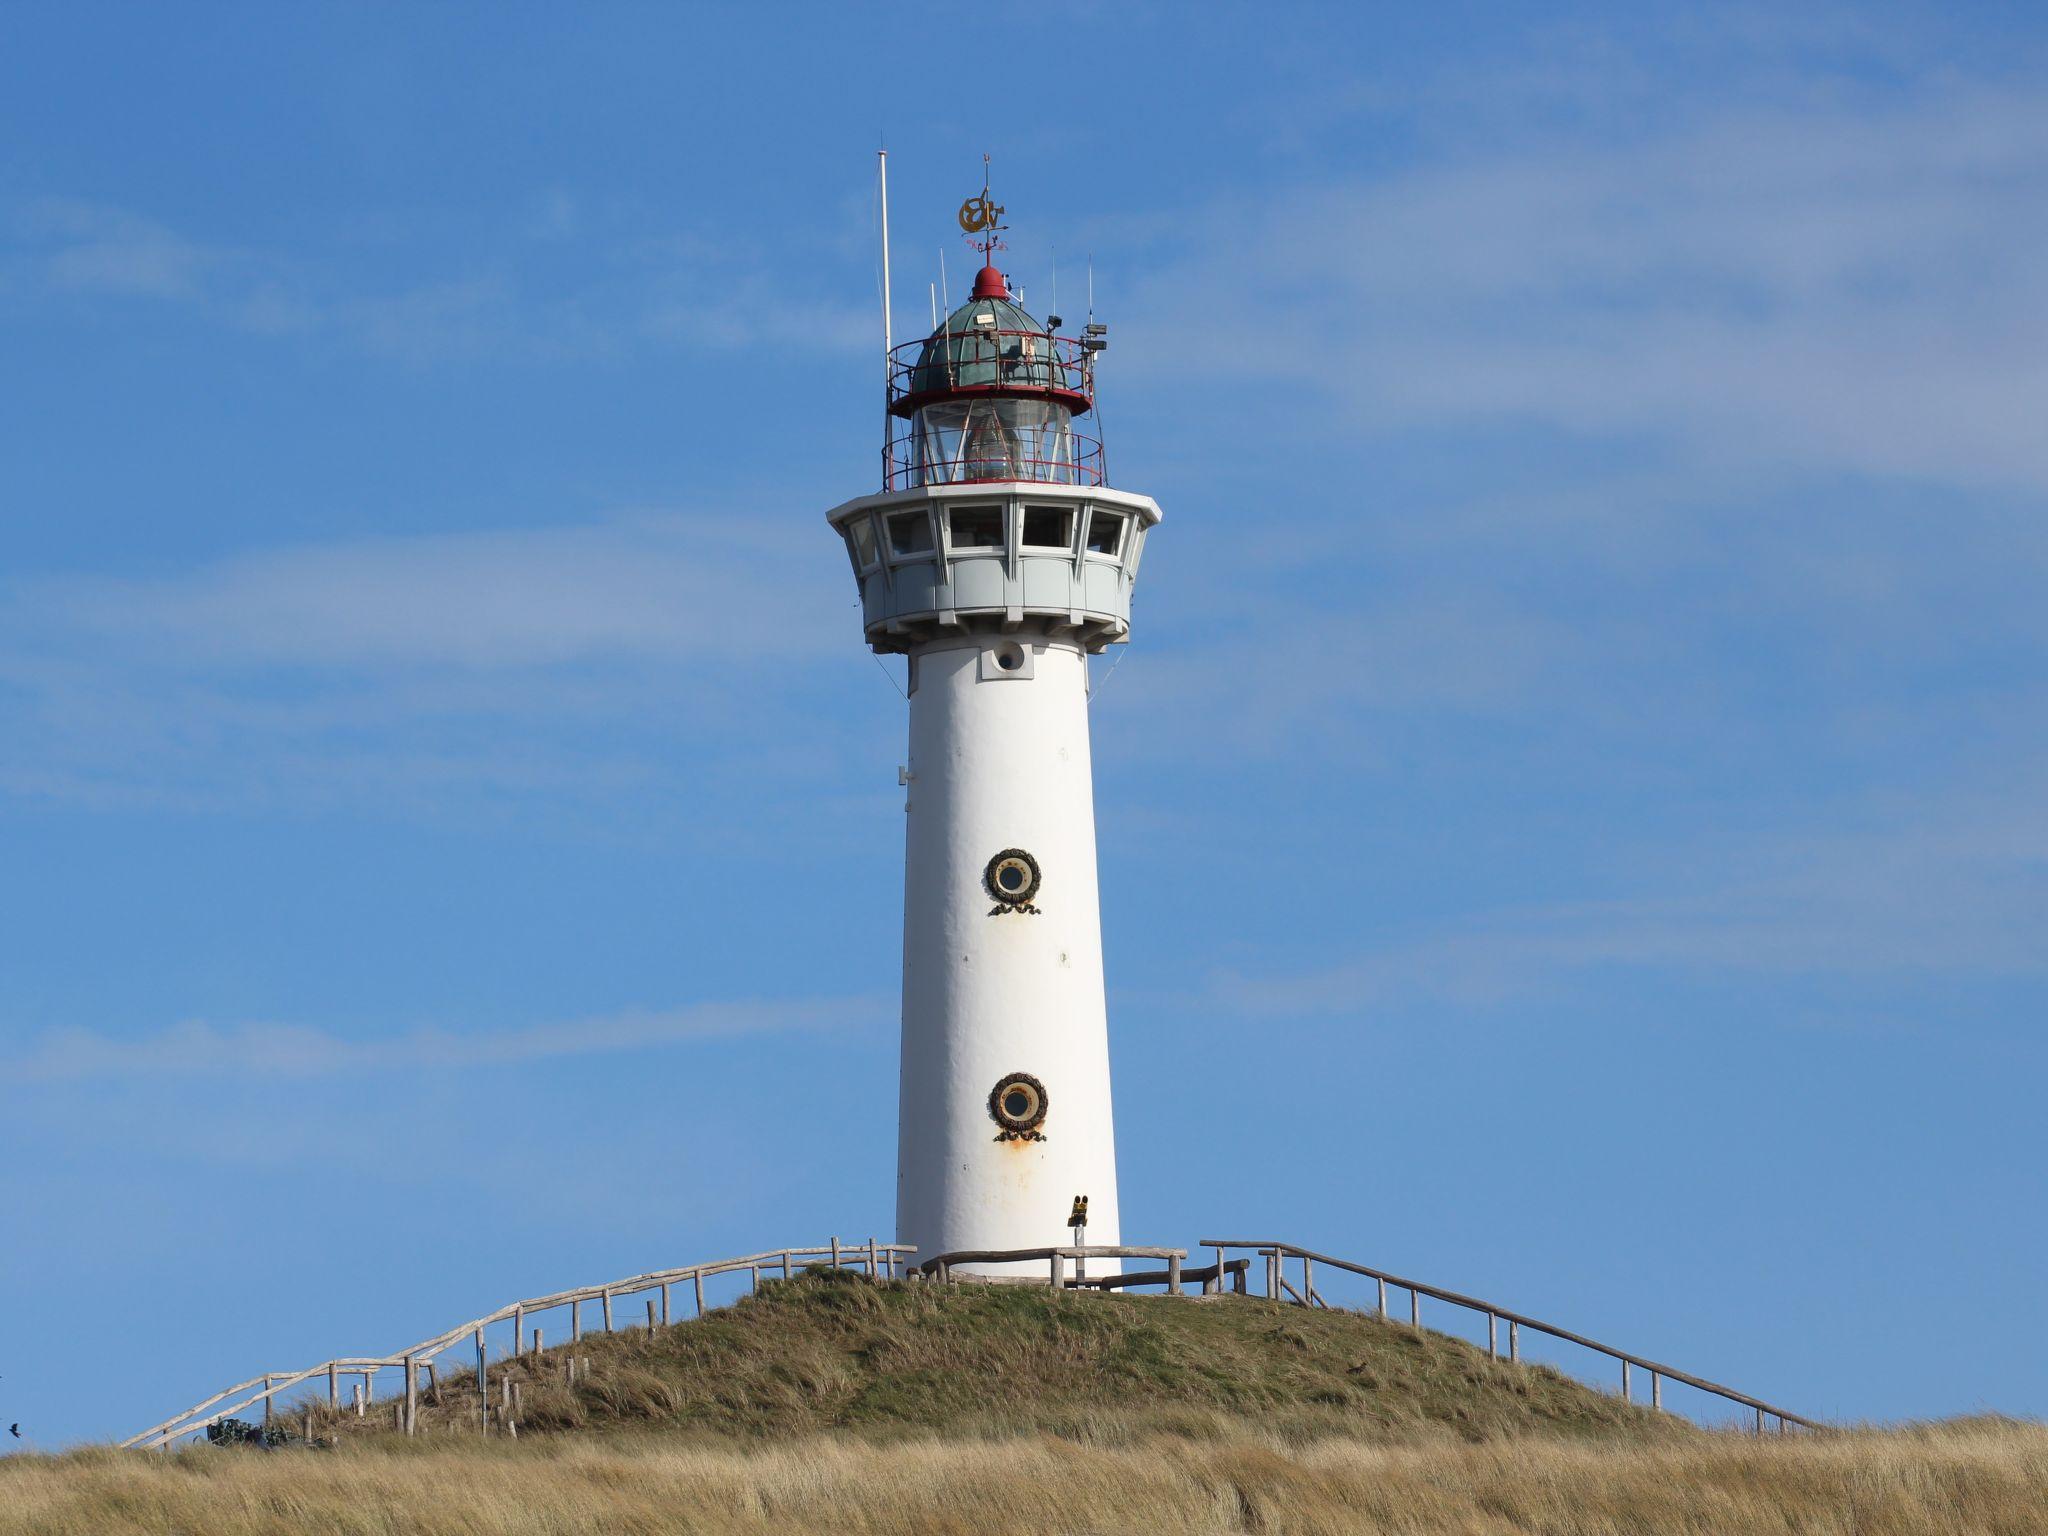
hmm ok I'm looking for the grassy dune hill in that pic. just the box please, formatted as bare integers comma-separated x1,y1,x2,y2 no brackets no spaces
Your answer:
368,1267,1675,1443
11,1272,2045,1535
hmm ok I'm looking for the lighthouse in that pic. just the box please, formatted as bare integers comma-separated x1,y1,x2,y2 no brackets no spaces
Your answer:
826,184,1161,1274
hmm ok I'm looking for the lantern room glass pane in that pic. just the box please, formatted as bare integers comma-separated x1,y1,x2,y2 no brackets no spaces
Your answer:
850,517,878,567
909,398,1079,486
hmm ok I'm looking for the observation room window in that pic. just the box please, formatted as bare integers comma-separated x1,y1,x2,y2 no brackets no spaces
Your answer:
1083,511,1127,558
948,505,1004,552
1022,506,1073,550
849,517,879,569
887,510,935,557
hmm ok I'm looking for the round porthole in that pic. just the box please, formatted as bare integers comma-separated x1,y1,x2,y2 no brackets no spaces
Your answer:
988,1072,1048,1134
984,848,1041,906
995,643,1025,672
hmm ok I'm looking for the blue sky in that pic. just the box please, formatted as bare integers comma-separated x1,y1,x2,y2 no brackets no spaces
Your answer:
4,1,2046,1446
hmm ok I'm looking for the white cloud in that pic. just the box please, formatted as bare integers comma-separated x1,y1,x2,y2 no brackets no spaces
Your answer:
1126,86,2048,491
19,199,222,299
1195,775,2048,1015
0,511,883,812
10,513,848,671
8,996,882,1083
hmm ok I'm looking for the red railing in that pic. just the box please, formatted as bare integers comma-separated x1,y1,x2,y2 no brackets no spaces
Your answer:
883,430,1105,491
888,328,1097,413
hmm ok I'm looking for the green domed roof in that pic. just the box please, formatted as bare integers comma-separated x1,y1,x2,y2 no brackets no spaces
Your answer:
904,281,1084,404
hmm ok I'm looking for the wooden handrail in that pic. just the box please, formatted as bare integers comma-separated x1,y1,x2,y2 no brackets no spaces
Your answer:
1202,1238,1818,1431
915,1244,1185,1274
127,1231,1819,1446
124,1238,916,1449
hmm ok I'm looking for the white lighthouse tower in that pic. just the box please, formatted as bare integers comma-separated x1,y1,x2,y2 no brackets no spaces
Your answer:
826,185,1161,1274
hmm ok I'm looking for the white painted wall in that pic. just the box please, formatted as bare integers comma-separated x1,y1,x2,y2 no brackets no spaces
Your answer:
896,635,1122,1274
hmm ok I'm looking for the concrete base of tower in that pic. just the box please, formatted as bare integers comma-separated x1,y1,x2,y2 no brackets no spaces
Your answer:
893,633,1122,1278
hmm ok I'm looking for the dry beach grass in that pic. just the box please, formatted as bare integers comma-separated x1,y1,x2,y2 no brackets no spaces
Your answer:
22,1275,2043,1533
6,1418,2045,1536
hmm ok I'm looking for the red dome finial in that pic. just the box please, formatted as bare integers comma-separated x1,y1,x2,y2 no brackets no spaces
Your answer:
971,263,1008,300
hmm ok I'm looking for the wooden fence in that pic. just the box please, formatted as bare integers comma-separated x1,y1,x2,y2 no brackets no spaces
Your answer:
1203,1239,1818,1434
123,1238,913,1451
125,1231,1818,1447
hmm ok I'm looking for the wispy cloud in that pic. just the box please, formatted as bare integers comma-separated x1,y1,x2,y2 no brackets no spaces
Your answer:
8,996,882,1083
18,199,222,298
1192,775,2048,1016
15,513,846,670
0,511,875,811
1129,85,2048,491
2,195,872,365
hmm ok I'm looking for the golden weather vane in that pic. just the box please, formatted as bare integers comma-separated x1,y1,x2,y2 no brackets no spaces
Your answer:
958,193,1003,234
958,155,1007,256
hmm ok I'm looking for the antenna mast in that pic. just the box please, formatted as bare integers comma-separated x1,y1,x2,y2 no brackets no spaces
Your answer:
878,149,893,371
878,147,895,482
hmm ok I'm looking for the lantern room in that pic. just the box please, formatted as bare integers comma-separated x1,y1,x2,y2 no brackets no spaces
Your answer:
885,264,1106,490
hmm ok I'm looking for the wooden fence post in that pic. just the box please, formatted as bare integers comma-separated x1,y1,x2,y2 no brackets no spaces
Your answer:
1168,1253,1183,1296
1651,1371,1661,1410
868,1237,879,1277
532,1328,543,1358
750,1265,760,1294
1510,1321,1520,1363
513,1306,523,1357
782,1251,792,1280
263,1376,274,1426
1266,1251,1278,1300
601,1291,612,1333
404,1355,417,1437
1377,1277,1387,1318
694,1271,705,1315
1410,1288,1420,1328
1302,1255,1314,1307
1488,1314,1498,1359
475,1329,488,1434
571,1299,581,1343
1213,1246,1226,1296
1622,1359,1632,1402
645,1298,656,1330
831,1236,841,1271
1754,1407,1765,1436
661,1285,670,1326
328,1362,338,1409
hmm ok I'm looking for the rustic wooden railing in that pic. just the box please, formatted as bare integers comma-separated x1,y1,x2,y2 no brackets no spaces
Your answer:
127,1231,1818,1447
915,1244,1192,1290
123,1237,914,1450
1204,1239,1818,1434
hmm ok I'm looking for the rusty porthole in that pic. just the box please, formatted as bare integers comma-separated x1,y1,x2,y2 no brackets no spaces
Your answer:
984,848,1041,907
988,1072,1049,1135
